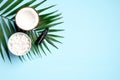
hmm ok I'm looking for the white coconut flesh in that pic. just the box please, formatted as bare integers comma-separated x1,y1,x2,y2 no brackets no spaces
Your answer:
15,7,39,30
8,32,31,56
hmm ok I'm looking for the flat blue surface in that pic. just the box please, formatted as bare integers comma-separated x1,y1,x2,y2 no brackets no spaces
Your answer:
0,0,120,80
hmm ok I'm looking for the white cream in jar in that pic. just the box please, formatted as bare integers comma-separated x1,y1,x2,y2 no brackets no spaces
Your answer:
8,32,31,56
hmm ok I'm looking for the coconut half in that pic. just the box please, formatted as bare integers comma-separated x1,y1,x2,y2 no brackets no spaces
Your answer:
15,7,39,31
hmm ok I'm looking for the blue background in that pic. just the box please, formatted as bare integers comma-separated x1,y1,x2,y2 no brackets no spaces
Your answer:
0,0,120,80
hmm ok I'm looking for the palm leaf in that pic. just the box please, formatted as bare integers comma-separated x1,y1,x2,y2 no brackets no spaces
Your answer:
37,5,56,13
0,0,64,62
49,29,64,32
1,0,23,15
0,0,2,3
5,0,36,18
42,41,51,53
0,0,14,11
0,18,12,62
40,44,47,56
47,34,64,38
32,0,47,8
45,37,58,49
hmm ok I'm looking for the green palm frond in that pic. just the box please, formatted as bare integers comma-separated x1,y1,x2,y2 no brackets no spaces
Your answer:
0,0,64,62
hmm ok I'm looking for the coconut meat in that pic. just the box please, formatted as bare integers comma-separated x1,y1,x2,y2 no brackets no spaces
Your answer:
16,7,39,30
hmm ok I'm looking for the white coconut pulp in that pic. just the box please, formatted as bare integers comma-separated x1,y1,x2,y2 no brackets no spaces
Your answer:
8,32,31,56
15,7,39,31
